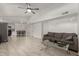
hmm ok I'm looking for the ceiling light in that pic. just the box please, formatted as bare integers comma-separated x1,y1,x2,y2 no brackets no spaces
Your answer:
18,3,39,14
27,9,31,12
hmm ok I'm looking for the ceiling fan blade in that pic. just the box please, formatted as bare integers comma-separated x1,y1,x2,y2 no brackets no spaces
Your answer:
18,7,26,9
18,3,38,14
31,11,35,14
31,8,39,10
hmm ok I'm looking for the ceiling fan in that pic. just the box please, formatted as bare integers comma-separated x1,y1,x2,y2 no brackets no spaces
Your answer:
18,3,39,14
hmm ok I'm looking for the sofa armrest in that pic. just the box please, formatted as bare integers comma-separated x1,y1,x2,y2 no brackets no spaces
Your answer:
44,34,49,37
42,34,48,41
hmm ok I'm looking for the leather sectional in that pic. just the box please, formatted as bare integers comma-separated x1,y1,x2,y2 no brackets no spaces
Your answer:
43,32,78,52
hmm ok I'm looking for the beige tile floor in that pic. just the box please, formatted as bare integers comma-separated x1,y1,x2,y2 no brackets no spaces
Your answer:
0,36,78,56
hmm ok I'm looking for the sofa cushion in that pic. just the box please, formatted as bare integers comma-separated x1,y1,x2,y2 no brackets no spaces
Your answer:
54,33,62,39
48,32,55,37
65,36,73,41
66,36,72,39
43,36,51,41
49,37,57,42
62,33,73,38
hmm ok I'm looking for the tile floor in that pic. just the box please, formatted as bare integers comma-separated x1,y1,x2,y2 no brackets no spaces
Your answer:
0,36,78,56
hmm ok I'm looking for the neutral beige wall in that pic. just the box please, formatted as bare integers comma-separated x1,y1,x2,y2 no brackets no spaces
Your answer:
43,15,77,35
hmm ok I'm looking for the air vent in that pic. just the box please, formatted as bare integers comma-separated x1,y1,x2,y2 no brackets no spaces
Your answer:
62,11,69,15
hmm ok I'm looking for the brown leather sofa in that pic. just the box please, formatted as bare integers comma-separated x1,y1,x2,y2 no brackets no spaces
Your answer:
43,32,78,52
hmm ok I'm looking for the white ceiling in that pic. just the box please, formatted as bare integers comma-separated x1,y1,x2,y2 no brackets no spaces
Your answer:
0,3,67,16
0,3,67,23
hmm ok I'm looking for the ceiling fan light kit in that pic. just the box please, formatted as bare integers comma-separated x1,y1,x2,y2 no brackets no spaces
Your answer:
27,9,32,12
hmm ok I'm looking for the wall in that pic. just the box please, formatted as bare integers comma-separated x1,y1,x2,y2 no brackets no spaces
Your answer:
15,23,26,31
0,17,6,22
43,15,77,35
0,17,3,22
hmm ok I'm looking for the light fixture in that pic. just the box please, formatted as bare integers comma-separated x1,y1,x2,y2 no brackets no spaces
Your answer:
27,9,32,13
18,3,39,14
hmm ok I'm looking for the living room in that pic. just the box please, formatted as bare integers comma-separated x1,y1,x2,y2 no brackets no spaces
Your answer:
0,3,79,56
